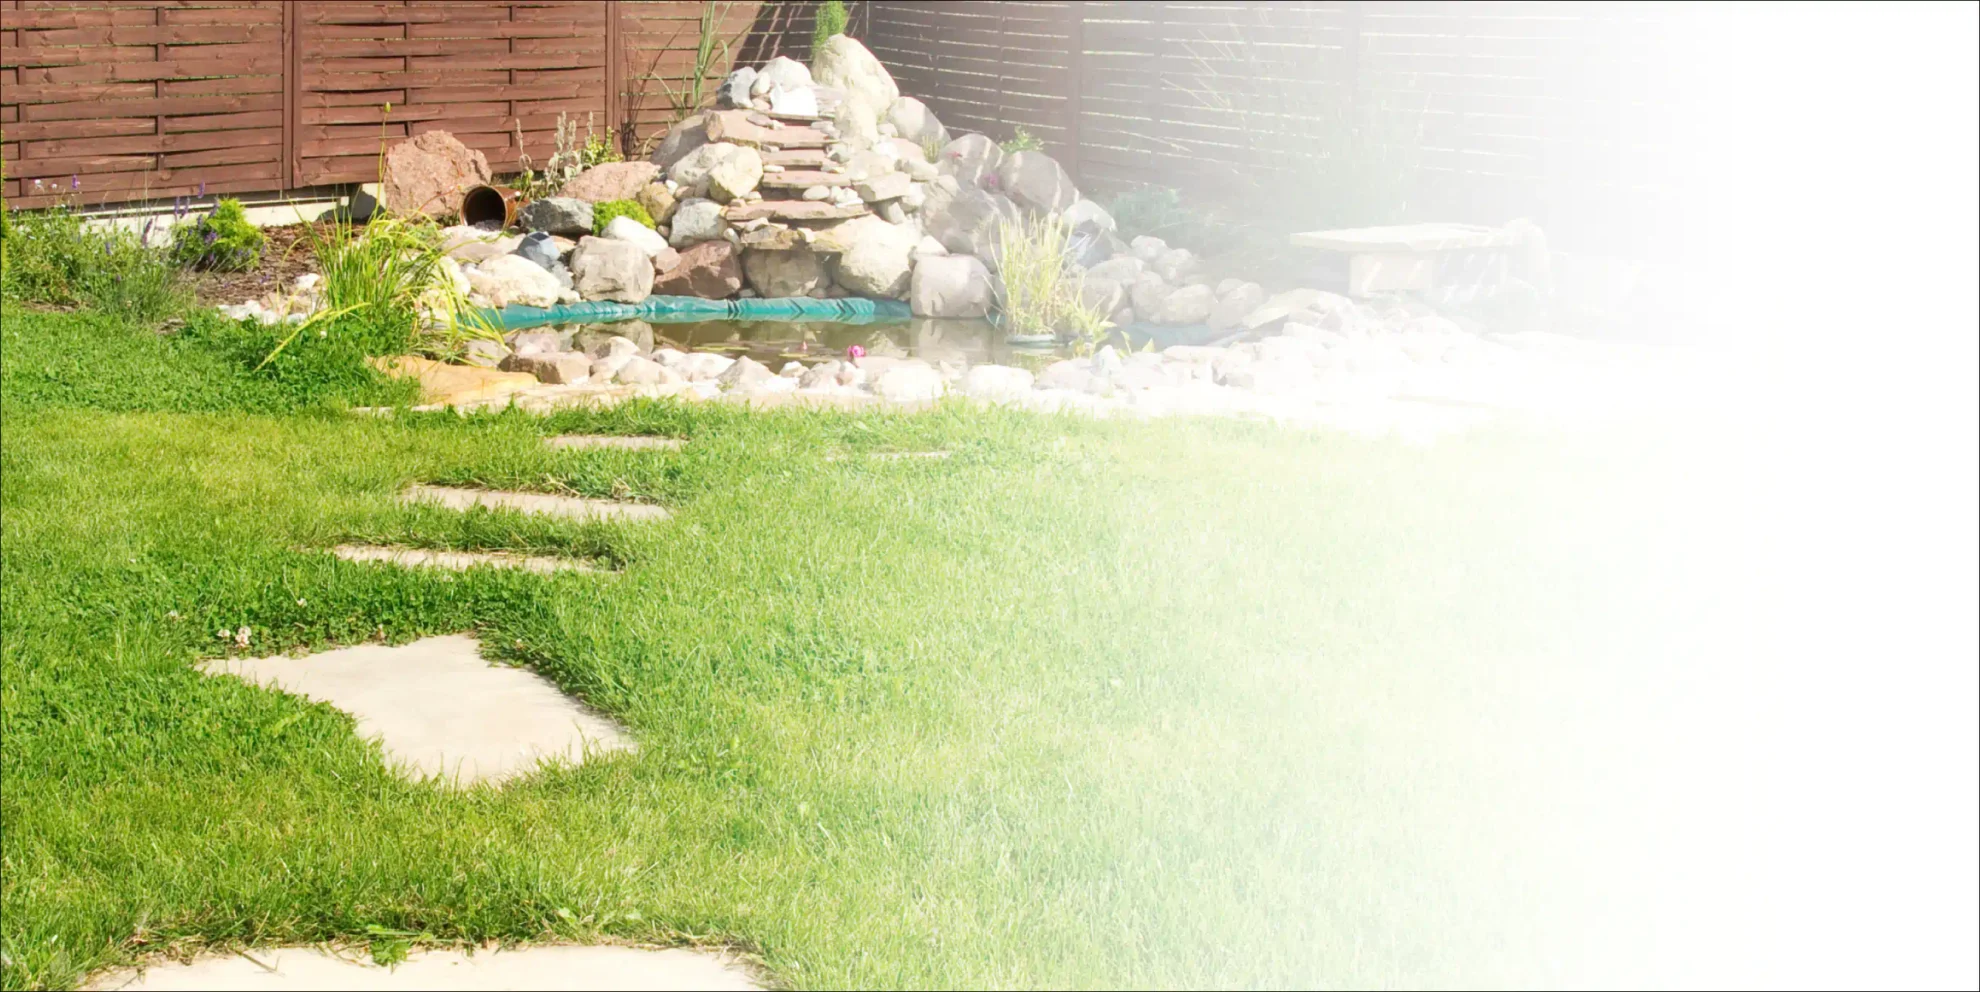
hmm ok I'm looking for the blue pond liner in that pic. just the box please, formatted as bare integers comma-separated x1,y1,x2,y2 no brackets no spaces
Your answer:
481,295,913,331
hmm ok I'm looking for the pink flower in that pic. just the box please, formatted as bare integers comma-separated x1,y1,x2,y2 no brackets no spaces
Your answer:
845,344,866,360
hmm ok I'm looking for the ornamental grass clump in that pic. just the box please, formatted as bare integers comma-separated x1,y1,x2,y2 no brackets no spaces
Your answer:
270,212,493,370
991,212,1113,350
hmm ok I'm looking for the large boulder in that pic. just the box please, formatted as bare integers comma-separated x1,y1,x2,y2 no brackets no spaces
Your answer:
382,131,490,219
810,35,898,116
886,96,949,150
959,364,1035,402
600,215,671,260
1086,255,1144,283
653,240,743,298
635,184,679,226
995,151,1079,214
1208,281,1268,331
935,133,1003,188
519,197,592,237
1061,197,1115,233
569,236,655,304
909,254,993,318
716,66,756,109
560,161,660,203
667,141,757,196
466,254,562,309
1151,283,1215,325
741,248,827,298
756,55,813,92
832,90,884,150
668,198,729,246
1076,275,1125,316
706,145,763,203
832,216,919,298
512,231,561,270
650,113,710,172
920,177,1018,259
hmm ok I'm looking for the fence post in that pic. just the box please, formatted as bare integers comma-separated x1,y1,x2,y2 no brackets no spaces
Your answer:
283,2,299,190
605,1,624,157
1065,1,1084,185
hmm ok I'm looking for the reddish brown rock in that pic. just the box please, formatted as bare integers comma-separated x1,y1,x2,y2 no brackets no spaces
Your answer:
723,199,868,222
382,131,491,219
652,240,743,299
558,161,661,203
704,110,829,149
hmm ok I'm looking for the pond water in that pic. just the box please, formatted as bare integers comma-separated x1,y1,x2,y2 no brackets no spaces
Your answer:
545,317,1214,370
554,317,1058,368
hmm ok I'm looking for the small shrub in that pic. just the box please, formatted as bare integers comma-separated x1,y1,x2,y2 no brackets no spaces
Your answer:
0,203,190,323
592,198,654,231
170,198,264,272
1000,126,1045,154
813,0,848,54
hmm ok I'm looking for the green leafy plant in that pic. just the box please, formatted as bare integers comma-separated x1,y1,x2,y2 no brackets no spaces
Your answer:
169,198,264,272
813,0,849,54
0,199,190,323
991,212,1112,349
1000,126,1045,154
592,198,654,231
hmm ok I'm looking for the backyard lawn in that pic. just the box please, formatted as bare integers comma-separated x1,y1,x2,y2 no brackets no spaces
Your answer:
3,309,1738,989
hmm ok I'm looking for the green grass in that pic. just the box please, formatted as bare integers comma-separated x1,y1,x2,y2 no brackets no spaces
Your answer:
1,309,1734,989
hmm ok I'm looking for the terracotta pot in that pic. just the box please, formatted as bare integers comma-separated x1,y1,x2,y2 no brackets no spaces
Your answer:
461,184,526,229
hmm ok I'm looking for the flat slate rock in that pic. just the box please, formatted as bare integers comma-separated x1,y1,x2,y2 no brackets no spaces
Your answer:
739,226,806,249
758,169,852,188
84,945,758,991
762,148,831,168
199,635,633,787
404,484,671,522
545,435,686,451
723,200,868,222
704,109,828,149
332,544,603,575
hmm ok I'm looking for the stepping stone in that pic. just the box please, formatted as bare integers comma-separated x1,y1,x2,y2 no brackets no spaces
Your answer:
404,484,670,522
723,199,868,223
545,435,685,451
331,544,603,575
84,945,758,990
199,635,632,787
762,147,830,169
758,169,852,189
825,450,951,462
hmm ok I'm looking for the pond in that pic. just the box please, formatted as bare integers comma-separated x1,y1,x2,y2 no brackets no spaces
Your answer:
540,317,1221,370
550,317,1060,369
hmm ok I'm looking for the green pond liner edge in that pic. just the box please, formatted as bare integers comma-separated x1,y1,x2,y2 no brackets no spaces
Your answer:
482,295,914,330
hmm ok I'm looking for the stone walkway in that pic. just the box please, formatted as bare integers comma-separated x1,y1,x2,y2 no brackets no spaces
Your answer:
545,435,686,451
85,945,758,991
200,635,632,788
403,484,671,522
331,544,604,575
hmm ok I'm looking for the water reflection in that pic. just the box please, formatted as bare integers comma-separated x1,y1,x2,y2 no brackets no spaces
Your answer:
563,317,1057,366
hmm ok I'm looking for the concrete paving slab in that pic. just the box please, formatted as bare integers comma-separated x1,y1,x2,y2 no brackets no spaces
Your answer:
331,544,604,575
545,435,686,451
199,635,632,787
404,485,670,522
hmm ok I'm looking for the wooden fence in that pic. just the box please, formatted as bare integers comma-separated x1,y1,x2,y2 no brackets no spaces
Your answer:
1,0,865,209
865,0,1685,259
